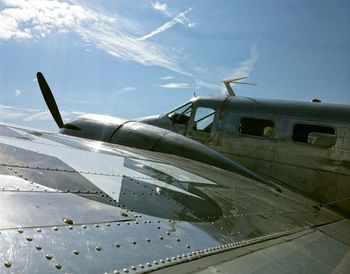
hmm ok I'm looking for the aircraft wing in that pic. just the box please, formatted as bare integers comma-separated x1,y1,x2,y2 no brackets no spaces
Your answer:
0,123,349,273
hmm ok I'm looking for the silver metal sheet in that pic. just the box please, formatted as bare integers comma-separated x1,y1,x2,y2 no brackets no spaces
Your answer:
168,230,350,274
318,219,350,246
0,175,57,192
0,125,347,273
0,192,133,229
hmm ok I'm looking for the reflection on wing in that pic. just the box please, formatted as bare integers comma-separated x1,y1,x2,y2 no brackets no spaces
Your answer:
0,124,348,273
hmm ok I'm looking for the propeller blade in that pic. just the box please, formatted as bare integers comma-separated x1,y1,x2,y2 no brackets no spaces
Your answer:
37,72,64,129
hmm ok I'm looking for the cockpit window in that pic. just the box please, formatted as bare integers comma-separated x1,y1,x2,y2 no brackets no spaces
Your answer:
192,107,215,132
168,102,193,124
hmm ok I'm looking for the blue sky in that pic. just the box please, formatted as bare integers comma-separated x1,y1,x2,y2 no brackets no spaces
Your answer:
0,0,349,130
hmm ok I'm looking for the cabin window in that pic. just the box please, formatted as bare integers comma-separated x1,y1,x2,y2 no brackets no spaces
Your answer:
168,102,192,124
292,124,335,148
239,118,274,137
192,107,215,132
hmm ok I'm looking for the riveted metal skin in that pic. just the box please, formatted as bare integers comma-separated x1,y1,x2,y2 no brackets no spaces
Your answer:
140,96,350,215
0,124,348,273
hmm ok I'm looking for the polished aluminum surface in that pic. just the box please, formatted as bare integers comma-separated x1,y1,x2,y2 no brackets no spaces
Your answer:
0,123,348,273
140,96,350,215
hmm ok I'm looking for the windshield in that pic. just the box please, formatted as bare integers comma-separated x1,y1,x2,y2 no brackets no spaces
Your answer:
168,102,193,124
192,107,215,132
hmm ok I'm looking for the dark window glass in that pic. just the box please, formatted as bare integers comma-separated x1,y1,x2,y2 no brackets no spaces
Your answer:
239,118,274,137
292,124,335,148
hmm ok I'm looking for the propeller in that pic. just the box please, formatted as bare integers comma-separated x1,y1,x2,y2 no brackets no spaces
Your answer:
37,72,80,130
223,77,257,96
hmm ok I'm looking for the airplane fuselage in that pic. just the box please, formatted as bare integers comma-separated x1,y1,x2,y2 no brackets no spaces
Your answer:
140,96,350,215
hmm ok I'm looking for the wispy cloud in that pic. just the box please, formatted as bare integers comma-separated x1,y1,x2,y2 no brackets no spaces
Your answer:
0,104,84,122
0,0,191,73
114,86,137,95
160,76,174,80
195,80,221,90
160,82,191,89
14,89,21,96
230,45,259,78
152,1,169,15
137,8,193,41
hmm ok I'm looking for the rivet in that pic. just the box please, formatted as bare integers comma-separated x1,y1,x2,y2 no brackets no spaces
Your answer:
132,240,136,245
26,236,33,241
131,266,136,270
17,228,23,233
159,236,163,240
106,223,110,226
166,258,171,262
139,264,144,269
95,224,99,228
36,245,42,250
36,228,42,233
123,268,129,273
166,231,170,235
4,261,12,268
176,238,180,242
53,227,58,231
46,254,53,260
187,245,191,249
63,218,74,225
68,225,73,230
73,250,79,255
115,243,121,248
160,259,165,263
81,225,87,229
55,263,62,269
113,271,120,274
156,226,160,229
147,262,152,267
154,261,159,265
96,246,102,251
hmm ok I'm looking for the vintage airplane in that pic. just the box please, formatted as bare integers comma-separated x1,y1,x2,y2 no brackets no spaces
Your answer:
1,72,347,273
139,78,350,217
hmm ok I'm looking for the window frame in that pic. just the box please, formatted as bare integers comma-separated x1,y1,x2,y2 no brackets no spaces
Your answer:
191,107,216,133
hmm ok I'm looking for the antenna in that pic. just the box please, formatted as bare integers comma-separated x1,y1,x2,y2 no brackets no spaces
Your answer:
222,77,257,96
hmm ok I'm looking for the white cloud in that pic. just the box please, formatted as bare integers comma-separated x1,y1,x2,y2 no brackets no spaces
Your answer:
14,89,21,96
160,76,173,80
160,82,191,89
152,1,169,15
0,105,30,120
0,0,189,73
195,80,221,90
0,104,84,122
230,45,259,78
137,8,192,41
114,86,137,94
